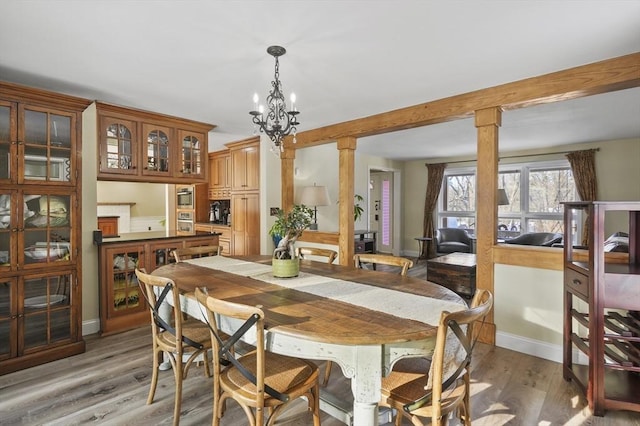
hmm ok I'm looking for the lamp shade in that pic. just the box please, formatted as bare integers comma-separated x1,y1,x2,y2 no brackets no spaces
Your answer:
300,185,331,207
498,188,510,206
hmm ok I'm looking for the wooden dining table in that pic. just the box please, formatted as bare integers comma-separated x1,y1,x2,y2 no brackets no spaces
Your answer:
151,255,466,426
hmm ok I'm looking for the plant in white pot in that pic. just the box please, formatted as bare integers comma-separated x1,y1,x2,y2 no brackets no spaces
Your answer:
268,204,314,277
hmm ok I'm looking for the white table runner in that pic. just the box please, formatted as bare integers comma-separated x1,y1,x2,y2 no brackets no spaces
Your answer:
186,256,466,327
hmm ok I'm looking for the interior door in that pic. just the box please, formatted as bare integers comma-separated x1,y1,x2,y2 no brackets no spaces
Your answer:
370,171,394,254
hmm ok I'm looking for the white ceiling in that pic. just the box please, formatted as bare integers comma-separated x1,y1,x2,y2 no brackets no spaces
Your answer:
1,1,638,160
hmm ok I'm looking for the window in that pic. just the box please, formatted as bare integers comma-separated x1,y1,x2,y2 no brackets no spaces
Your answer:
438,160,577,237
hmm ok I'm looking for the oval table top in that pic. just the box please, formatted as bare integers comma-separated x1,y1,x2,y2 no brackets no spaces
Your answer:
151,255,465,346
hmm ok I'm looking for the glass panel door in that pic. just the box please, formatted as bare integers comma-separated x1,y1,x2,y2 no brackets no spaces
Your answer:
0,102,15,182
22,273,72,352
22,193,73,267
21,107,73,183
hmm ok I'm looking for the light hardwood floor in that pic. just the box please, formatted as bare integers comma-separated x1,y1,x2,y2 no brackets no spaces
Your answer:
1,262,638,425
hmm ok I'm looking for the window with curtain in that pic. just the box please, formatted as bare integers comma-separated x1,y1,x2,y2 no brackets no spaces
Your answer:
438,160,578,236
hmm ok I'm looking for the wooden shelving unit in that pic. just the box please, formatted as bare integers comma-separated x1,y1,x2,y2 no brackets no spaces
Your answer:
562,201,640,416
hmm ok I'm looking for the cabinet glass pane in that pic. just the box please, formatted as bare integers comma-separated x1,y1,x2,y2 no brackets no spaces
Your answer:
0,105,9,140
24,110,47,145
146,130,169,172
23,194,71,265
181,135,201,174
49,114,71,148
154,246,179,267
112,251,140,311
24,146,71,182
0,106,9,180
23,274,71,349
0,193,10,266
0,142,9,181
105,123,133,170
0,280,10,357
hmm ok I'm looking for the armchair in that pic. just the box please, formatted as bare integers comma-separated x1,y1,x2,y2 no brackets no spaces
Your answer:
436,228,472,254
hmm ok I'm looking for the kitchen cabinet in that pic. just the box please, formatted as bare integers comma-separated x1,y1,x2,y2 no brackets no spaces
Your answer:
96,102,214,184
562,201,640,416
97,232,219,335
0,81,89,375
231,193,260,255
208,150,231,199
195,223,231,255
177,129,206,181
229,138,259,191
97,216,119,237
141,123,173,178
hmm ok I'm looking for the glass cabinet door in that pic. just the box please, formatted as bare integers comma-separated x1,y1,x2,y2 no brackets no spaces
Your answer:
22,272,73,352
142,123,172,177
0,101,16,182
149,241,180,271
0,277,16,361
0,191,15,272
99,116,137,175
19,105,74,184
177,130,204,179
106,246,145,318
21,193,73,268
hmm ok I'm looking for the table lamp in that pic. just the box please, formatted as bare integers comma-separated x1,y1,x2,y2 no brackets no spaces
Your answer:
300,184,331,230
498,188,510,206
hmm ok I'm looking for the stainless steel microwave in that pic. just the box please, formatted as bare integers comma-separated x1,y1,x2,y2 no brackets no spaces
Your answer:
176,186,194,209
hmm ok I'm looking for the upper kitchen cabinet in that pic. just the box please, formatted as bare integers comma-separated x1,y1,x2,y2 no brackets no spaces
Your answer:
176,129,206,181
1,97,81,186
99,115,138,176
208,149,231,199
96,102,214,184
228,137,259,192
141,123,173,178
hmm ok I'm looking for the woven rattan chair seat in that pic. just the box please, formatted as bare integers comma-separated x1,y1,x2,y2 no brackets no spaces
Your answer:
381,357,465,410
223,351,316,397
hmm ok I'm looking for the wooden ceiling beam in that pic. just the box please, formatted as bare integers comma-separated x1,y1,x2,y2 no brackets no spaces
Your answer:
287,52,640,147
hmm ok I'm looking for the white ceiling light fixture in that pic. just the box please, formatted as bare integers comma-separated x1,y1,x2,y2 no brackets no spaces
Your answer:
250,45,300,156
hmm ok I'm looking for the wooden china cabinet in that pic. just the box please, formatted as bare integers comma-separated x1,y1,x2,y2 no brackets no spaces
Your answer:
562,201,640,415
0,81,90,375
96,102,214,183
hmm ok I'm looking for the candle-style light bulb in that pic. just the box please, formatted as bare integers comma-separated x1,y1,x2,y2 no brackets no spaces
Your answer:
290,92,296,111
253,93,259,110
258,104,264,114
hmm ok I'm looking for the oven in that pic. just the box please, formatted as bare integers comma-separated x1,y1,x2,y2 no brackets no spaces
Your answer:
176,186,194,209
176,210,194,235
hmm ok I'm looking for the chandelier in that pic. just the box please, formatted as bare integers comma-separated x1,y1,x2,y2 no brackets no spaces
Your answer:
250,46,300,154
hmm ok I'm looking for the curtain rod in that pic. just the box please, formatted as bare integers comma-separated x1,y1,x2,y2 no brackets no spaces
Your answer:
430,147,600,165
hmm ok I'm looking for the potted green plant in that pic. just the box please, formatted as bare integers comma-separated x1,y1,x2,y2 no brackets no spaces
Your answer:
268,204,314,277
354,194,364,222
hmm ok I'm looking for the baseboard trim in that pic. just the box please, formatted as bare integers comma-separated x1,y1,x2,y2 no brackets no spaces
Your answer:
82,318,100,336
496,330,563,363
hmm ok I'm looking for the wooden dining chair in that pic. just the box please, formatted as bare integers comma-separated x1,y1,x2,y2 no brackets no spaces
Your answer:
194,287,321,426
379,289,493,426
172,245,222,262
135,269,212,426
354,253,414,276
296,246,338,264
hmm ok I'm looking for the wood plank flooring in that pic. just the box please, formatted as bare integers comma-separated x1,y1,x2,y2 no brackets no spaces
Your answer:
1,260,638,425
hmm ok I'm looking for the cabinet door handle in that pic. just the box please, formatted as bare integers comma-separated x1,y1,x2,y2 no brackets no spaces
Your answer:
572,278,582,286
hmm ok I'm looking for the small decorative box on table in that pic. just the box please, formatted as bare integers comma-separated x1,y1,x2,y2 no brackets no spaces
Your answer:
427,252,476,298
